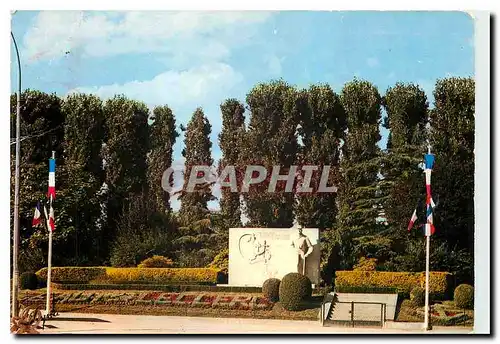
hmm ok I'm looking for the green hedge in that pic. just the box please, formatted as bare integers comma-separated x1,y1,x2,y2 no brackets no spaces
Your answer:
335,271,453,299
37,267,107,283
334,285,399,294
37,267,220,285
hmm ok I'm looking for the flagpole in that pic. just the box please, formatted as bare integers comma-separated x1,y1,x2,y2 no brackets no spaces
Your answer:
45,151,55,316
423,144,431,331
424,230,431,330
44,203,53,315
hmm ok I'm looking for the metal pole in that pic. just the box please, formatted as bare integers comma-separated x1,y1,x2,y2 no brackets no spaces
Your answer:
11,30,22,318
424,233,431,330
423,143,433,331
45,229,53,314
45,151,55,315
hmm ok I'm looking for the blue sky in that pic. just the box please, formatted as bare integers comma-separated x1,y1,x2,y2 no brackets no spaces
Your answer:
11,11,474,210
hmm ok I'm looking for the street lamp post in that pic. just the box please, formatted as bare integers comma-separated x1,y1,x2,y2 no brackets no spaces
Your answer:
11,30,22,318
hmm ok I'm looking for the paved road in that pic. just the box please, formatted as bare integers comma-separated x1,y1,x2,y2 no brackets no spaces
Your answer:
39,313,473,334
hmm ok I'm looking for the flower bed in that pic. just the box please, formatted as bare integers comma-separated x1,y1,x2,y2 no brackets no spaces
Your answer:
21,291,274,311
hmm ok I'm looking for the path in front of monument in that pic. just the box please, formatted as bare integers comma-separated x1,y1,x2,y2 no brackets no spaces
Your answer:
40,313,473,334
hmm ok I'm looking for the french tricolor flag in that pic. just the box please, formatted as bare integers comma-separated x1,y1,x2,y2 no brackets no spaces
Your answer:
48,158,56,200
32,201,42,227
408,208,418,231
48,202,55,231
424,153,436,236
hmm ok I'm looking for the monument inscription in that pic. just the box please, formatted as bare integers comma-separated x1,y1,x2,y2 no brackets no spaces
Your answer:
228,227,320,287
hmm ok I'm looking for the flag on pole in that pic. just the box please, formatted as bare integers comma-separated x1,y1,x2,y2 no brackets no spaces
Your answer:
424,153,435,236
47,158,56,200
48,200,55,231
408,208,418,231
32,201,42,227
425,199,435,236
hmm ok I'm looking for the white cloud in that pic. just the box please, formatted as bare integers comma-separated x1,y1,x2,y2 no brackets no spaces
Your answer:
68,62,244,109
23,11,272,63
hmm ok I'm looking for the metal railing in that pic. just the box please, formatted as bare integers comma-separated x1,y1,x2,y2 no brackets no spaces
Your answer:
321,295,387,328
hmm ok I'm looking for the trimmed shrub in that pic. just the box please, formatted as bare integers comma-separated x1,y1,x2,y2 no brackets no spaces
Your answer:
335,271,452,299
103,267,219,284
335,286,398,294
279,273,312,311
20,272,38,290
410,286,425,307
36,267,107,283
454,284,474,309
138,256,174,268
36,267,219,285
419,272,453,299
262,278,281,302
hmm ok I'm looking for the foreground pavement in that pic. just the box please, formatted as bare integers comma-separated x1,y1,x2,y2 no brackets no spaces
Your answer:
38,313,474,334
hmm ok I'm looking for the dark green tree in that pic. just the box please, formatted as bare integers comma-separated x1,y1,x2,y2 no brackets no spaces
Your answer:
336,79,383,269
293,85,346,284
147,105,179,214
429,77,475,253
177,108,214,226
295,84,346,229
380,83,428,238
172,108,216,266
61,93,106,264
10,90,65,271
110,191,176,267
101,96,149,260
243,80,300,227
218,99,246,227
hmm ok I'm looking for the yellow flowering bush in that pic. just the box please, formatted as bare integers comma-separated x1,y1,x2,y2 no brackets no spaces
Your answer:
36,267,107,283
37,267,220,285
335,270,451,297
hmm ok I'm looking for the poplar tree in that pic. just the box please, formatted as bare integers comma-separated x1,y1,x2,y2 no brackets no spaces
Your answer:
295,84,346,229
243,80,300,227
10,90,65,271
429,77,475,253
380,83,428,237
293,85,347,282
218,99,245,227
102,96,149,259
147,105,179,214
177,108,214,225
336,79,383,269
62,93,106,264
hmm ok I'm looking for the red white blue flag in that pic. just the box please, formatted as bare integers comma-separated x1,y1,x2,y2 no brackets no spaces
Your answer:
48,201,55,231
48,158,56,200
424,153,435,236
408,208,417,231
32,201,42,227
46,156,56,231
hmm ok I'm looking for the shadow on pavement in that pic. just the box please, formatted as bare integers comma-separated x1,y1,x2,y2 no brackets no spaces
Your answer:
47,317,111,323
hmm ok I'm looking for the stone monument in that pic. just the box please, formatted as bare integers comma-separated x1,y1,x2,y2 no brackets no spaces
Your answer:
228,222,320,287
291,225,314,275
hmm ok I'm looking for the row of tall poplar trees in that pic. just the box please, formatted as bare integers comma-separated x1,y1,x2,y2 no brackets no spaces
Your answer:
10,77,475,284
